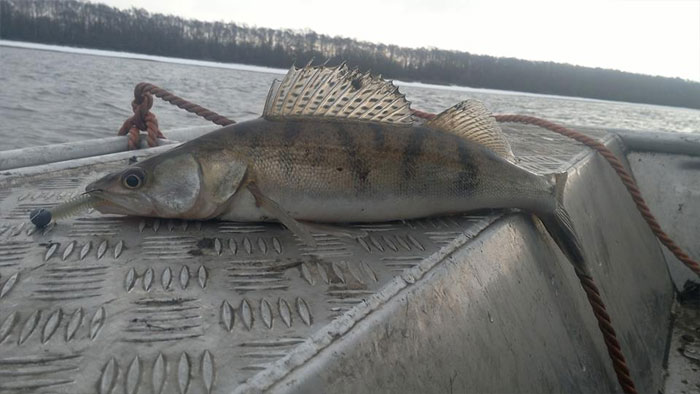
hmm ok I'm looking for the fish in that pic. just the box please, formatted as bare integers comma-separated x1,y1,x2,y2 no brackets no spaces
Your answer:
84,64,585,266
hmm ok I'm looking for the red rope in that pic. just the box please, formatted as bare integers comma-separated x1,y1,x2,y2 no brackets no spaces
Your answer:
134,83,235,127
118,83,235,149
574,265,637,393
492,114,700,277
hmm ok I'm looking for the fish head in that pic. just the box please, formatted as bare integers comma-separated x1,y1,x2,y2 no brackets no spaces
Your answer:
85,151,204,218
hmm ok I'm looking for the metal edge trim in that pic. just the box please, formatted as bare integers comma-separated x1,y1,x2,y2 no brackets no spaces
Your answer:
234,213,502,393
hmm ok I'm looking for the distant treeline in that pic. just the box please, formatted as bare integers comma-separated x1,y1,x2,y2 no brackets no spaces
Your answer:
2,0,699,109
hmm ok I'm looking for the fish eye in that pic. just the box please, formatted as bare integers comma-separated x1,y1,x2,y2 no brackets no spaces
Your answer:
122,168,145,189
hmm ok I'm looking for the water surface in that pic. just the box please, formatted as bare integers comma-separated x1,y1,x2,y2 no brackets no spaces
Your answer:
1,44,698,150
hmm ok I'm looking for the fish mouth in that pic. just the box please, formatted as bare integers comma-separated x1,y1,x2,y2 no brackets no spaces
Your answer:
84,189,154,216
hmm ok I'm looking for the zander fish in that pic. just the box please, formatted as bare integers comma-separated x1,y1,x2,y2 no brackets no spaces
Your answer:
80,65,585,265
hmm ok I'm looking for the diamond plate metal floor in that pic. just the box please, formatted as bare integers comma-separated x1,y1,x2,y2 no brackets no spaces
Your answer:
0,124,608,393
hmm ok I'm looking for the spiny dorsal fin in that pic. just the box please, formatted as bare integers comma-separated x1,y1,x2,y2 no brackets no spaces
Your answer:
263,64,413,124
425,100,515,161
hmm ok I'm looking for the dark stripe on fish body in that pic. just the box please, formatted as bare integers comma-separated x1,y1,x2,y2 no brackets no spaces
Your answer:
248,132,262,157
280,122,302,177
455,138,479,195
400,127,427,181
309,123,327,167
335,124,370,191
283,121,302,143
279,149,295,178
248,134,260,150
369,123,386,152
310,145,327,166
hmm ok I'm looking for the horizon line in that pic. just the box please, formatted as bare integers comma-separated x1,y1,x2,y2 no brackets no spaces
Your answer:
3,39,697,113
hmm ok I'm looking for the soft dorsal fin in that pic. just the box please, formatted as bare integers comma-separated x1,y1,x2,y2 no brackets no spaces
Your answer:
425,100,515,161
262,64,413,124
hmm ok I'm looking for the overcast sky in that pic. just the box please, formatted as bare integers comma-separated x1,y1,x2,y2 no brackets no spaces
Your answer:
96,0,700,82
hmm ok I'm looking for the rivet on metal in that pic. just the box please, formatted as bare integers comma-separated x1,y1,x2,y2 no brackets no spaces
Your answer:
162,267,172,290
152,353,166,394
44,243,59,261
382,235,398,252
0,311,19,344
272,237,282,254
42,308,62,343
65,307,83,341
0,272,19,299
90,306,106,340
279,298,292,327
261,299,273,329
214,238,222,255
97,240,108,259
197,265,208,288
18,309,41,345
178,352,191,394
296,297,312,326
180,265,190,289
220,300,234,331
99,358,118,394
144,268,154,291
395,235,411,251
331,262,346,284
125,356,141,394
369,236,384,252
125,268,136,292
62,241,76,261
11,222,26,237
360,261,378,282
241,299,253,330
114,240,124,259
201,350,215,393
257,238,267,254
79,241,91,260
357,237,371,252
346,261,364,285
301,263,314,285
317,262,329,284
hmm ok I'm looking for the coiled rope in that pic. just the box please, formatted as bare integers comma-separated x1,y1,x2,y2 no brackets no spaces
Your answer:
120,84,700,394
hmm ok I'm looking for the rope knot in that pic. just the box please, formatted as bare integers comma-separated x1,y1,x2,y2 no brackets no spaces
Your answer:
117,82,235,150
117,83,164,150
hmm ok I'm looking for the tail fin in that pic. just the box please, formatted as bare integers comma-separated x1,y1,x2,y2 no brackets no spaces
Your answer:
537,172,586,267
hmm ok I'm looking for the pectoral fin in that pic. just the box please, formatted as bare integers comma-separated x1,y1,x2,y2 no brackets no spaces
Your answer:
246,181,317,247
